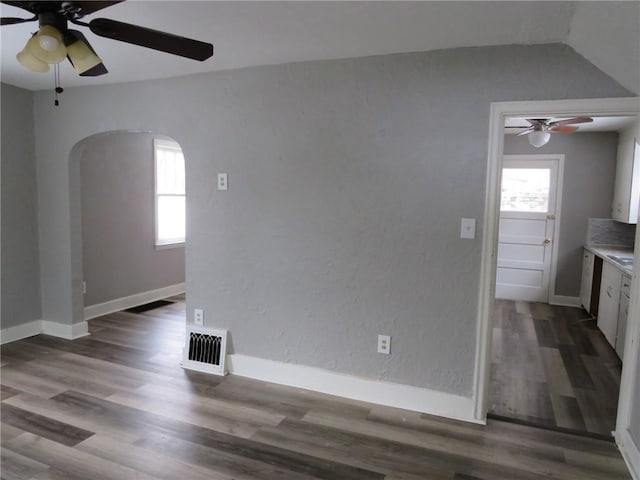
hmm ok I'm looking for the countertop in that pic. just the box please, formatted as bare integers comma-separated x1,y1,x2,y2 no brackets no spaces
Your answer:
585,245,634,276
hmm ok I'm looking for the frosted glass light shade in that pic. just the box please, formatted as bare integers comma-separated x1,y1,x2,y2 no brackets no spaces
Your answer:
17,46,50,72
28,25,66,64
66,39,102,74
528,130,551,148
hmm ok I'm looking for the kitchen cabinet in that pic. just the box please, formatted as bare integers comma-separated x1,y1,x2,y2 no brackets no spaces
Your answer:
580,250,594,312
598,262,623,346
612,121,640,224
616,274,631,359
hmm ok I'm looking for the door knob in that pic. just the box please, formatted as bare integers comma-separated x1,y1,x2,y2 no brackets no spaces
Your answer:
543,238,551,245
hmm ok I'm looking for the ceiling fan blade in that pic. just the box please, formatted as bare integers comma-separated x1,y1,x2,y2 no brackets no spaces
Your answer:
1,15,35,24
517,128,534,136
0,1,35,14
549,125,578,134
88,18,213,61
72,1,124,16
80,62,108,76
548,116,593,127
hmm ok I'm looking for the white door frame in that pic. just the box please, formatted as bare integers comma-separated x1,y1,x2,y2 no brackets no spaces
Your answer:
473,97,640,471
499,154,564,304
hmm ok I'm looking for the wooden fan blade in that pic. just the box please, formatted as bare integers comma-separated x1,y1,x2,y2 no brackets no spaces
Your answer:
89,18,213,61
0,1,35,14
549,116,593,127
517,128,534,136
1,15,35,25
549,125,578,133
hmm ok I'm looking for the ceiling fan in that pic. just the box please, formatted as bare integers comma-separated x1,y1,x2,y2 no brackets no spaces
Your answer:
506,117,594,147
0,1,214,78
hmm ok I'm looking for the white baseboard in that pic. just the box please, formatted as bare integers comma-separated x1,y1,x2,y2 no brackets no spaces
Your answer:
549,295,582,308
1,319,89,345
618,429,640,480
227,354,479,424
42,320,89,340
84,283,185,320
0,320,43,345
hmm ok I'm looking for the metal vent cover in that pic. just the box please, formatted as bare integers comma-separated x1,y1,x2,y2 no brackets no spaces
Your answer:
182,326,227,376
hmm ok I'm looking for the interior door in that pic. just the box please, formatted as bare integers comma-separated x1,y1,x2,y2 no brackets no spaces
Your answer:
496,157,559,302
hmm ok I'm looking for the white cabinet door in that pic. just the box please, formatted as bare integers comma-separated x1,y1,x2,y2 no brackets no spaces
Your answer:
612,121,640,224
580,250,594,312
598,262,622,346
616,275,632,359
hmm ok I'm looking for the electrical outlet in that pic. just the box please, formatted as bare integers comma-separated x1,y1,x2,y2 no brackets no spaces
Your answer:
217,173,228,191
194,308,204,326
377,335,391,354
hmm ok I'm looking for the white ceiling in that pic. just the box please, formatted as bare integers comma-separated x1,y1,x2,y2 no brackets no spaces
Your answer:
0,1,638,93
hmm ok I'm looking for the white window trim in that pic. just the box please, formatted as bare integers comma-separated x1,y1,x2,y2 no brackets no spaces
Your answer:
154,138,186,248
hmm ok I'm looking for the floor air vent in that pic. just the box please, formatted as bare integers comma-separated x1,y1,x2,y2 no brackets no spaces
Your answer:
182,326,227,376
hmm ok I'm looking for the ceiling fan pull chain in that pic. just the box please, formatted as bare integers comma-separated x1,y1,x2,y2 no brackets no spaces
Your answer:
53,63,64,106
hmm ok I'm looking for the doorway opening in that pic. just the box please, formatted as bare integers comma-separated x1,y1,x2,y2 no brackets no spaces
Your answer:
473,97,640,450
489,152,624,438
75,131,186,322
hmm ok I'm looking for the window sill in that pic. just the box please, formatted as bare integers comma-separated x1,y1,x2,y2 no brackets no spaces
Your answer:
155,242,185,251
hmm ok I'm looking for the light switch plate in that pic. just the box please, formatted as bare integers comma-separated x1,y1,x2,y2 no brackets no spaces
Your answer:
217,173,228,191
460,218,476,239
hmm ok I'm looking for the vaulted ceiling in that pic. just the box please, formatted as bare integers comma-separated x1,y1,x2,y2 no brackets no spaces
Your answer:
1,1,638,94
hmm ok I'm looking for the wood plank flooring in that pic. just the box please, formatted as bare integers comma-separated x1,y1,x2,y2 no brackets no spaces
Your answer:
1,295,632,479
489,300,622,438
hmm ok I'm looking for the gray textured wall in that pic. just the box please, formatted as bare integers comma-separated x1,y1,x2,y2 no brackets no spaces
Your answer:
504,132,619,297
32,44,631,395
80,132,185,307
1,84,42,329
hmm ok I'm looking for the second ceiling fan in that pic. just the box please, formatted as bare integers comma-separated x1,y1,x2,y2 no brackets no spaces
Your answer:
506,117,594,147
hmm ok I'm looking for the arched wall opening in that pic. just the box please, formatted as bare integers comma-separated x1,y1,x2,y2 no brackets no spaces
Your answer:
69,130,186,325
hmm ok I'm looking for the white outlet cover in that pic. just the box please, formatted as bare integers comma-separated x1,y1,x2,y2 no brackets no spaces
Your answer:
377,334,391,354
217,173,228,191
194,308,204,326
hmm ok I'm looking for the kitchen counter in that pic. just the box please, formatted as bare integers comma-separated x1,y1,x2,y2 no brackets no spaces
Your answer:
585,245,634,276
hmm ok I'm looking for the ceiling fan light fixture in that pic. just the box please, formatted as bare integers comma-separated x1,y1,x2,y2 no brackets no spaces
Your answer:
528,130,551,148
66,39,102,74
28,25,67,64
16,44,50,72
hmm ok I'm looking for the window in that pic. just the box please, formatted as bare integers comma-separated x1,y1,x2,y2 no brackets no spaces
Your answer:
154,139,185,246
500,168,551,213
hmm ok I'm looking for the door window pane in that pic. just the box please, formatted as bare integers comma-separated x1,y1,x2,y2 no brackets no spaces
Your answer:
501,168,550,212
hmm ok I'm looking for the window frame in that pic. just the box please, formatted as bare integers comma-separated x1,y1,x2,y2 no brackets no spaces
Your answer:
154,138,186,248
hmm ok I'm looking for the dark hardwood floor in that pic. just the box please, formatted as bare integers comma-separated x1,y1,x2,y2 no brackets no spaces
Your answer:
1,295,632,479
489,300,622,438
